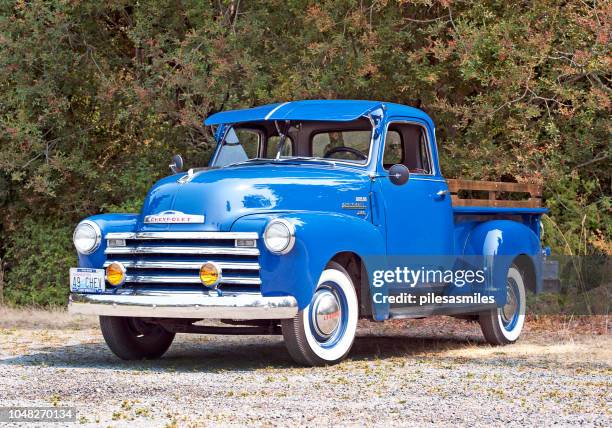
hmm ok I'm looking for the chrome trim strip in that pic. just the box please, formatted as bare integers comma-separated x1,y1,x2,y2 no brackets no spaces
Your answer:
105,232,258,240
68,291,298,319
123,275,261,285
105,246,260,256
103,261,260,271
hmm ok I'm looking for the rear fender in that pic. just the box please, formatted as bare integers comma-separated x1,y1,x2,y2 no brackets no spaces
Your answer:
462,220,542,294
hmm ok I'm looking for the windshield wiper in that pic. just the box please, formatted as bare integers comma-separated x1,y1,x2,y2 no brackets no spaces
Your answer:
274,120,291,159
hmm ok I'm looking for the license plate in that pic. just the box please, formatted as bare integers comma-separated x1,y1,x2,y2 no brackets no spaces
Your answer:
70,268,105,293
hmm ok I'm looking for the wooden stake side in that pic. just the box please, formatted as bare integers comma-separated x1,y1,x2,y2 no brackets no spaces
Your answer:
446,179,542,208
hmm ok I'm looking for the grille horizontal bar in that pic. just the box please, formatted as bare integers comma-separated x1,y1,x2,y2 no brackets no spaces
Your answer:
103,231,261,292
104,260,260,271
124,275,261,286
105,246,260,256
106,231,258,240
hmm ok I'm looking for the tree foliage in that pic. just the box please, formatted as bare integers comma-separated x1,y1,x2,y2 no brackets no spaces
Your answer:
0,0,609,305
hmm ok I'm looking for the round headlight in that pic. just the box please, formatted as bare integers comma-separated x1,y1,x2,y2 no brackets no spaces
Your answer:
264,219,295,254
73,220,101,254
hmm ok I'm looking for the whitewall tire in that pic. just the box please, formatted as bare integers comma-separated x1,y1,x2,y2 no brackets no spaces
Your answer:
479,264,526,345
281,261,358,366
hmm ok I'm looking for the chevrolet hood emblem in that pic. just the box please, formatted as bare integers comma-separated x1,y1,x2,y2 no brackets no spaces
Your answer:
144,210,205,224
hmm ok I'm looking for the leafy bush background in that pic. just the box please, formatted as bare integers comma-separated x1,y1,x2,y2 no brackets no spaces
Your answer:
0,0,609,306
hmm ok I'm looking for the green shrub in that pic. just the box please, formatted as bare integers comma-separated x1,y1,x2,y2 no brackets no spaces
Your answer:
2,219,75,306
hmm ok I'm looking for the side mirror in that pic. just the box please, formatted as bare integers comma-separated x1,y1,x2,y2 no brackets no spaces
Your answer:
388,164,410,186
169,154,183,174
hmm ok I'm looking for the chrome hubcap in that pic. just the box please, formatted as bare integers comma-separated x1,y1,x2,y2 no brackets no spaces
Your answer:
501,279,519,325
311,289,342,338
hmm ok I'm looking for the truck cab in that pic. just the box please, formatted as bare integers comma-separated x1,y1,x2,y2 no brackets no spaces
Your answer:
69,100,547,366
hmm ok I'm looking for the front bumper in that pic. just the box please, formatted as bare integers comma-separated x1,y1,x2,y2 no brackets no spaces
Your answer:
68,290,298,319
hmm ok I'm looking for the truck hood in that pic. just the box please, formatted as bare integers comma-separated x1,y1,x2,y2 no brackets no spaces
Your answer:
139,163,372,231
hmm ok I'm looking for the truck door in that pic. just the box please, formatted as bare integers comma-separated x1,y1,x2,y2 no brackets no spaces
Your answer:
376,121,454,256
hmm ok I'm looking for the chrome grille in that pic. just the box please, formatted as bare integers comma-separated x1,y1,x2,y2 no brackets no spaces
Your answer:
104,232,260,291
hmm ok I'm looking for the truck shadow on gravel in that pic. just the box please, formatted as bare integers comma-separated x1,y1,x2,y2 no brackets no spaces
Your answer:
0,332,490,372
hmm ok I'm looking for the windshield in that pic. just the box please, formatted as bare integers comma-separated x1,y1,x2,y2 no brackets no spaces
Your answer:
210,118,373,167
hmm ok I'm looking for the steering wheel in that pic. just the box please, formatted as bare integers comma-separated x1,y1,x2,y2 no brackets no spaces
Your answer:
323,146,367,161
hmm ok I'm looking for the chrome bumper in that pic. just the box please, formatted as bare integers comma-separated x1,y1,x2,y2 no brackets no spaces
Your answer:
68,290,298,319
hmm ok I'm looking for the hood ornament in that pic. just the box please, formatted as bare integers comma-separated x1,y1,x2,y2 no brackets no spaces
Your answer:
178,168,195,184
144,210,205,224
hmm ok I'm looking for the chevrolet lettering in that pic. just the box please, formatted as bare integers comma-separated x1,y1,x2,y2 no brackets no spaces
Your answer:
144,210,205,224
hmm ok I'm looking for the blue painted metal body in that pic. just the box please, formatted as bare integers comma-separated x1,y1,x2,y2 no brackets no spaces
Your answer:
77,100,547,320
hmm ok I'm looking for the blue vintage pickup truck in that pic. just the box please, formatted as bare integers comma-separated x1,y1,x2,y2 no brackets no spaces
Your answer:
69,100,547,366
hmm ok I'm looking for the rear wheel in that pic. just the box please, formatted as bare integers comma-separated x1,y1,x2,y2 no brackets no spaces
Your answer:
479,264,526,345
281,262,358,366
99,316,175,360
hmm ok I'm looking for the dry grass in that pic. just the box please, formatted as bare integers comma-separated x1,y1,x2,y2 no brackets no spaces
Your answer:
440,336,612,365
0,305,97,329
357,314,611,366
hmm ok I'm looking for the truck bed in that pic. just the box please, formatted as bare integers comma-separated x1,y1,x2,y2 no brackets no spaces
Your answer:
446,179,546,214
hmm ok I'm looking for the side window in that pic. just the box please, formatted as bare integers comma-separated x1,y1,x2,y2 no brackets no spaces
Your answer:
418,130,431,173
383,124,432,174
382,131,402,166
266,136,293,157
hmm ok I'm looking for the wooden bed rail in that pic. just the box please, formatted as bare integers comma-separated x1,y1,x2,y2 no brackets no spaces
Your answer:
446,179,542,208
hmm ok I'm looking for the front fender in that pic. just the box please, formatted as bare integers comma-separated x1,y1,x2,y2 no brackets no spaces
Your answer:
76,214,139,268
231,212,385,310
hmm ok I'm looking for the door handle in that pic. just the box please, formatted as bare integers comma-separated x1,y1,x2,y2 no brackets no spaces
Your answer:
436,189,449,198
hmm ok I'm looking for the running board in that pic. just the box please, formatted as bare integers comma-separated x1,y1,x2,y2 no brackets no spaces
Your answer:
389,303,496,319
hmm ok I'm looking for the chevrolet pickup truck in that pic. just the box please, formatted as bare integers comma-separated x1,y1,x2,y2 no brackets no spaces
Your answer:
68,100,547,366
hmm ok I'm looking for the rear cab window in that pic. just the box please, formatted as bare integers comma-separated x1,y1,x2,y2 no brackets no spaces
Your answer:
311,130,371,164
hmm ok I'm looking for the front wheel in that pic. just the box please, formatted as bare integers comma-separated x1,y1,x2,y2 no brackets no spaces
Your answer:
99,316,175,360
281,262,358,366
479,264,527,345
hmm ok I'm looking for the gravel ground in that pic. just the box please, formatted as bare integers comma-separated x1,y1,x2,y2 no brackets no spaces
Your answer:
0,312,610,427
